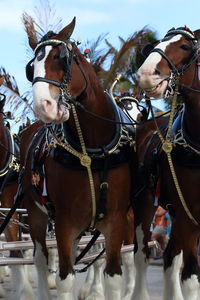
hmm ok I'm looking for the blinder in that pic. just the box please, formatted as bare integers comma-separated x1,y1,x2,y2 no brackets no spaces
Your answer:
0,93,6,111
193,39,200,54
25,39,75,84
26,58,34,82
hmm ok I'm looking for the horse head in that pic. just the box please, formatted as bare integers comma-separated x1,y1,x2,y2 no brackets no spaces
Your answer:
137,27,200,99
26,17,88,124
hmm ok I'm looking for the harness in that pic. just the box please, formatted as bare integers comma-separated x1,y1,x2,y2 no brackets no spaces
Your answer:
143,27,200,226
26,35,88,109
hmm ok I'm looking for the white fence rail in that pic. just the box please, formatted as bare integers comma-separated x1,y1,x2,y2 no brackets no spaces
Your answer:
0,207,160,266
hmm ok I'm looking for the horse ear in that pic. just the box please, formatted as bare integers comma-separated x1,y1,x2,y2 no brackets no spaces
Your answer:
0,93,6,111
194,29,200,40
28,37,38,50
57,17,76,41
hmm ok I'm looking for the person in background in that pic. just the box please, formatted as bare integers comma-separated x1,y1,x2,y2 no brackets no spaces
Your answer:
151,206,168,255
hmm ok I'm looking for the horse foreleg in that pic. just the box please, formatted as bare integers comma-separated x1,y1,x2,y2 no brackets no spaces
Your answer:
122,251,135,300
5,225,34,300
181,232,200,300
55,216,77,300
132,224,150,300
132,189,155,300
103,221,125,300
163,226,184,300
10,264,34,300
122,206,135,300
78,265,94,299
33,240,52,300
85,243,105,300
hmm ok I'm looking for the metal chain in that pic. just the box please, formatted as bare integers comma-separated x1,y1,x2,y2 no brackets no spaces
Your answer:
49,104,96,229
71,104,96,229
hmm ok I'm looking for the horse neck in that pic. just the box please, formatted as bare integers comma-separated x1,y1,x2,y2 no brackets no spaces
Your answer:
182,66,200,142
0,115,8,169
70,78,115,148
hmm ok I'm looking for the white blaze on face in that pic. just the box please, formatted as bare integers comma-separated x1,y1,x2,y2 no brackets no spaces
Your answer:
32,45,70,123
137,35,182,98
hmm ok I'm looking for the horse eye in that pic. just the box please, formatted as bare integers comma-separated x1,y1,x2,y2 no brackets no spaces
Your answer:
180,44,191,51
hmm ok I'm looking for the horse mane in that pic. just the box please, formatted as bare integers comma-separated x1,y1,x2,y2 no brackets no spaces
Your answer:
40,31,57,42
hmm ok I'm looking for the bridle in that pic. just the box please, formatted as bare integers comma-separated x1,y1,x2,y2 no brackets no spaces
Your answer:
26,37,88,108
145,28,200,98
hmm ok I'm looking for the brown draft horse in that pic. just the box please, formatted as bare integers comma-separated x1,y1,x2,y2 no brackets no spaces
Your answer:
21,18,135,299
0,78,33,299
134,26,200,300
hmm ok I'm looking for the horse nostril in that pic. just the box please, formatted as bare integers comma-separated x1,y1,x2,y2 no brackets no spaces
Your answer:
154,69,160,75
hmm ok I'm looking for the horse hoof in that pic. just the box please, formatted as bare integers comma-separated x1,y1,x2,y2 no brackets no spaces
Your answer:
48,273,56,289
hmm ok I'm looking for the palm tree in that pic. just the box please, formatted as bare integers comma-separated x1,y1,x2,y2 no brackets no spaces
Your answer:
0,67,35,131
0,0,163,133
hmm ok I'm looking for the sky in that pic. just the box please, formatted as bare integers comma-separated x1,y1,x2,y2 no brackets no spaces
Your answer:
0,0,200,127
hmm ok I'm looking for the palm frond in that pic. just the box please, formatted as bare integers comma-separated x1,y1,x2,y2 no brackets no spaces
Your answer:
103,27,158,90
0,67,20,97
105,39,118,53
22,12,38,43
81,33,109,65
0,67,34,122
118,36,126,45
23,0,63,44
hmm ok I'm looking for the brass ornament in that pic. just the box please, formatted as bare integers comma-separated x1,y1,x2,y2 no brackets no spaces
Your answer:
67,43,73,51
98,213,104,219
80,154,91,167
162,141,173,153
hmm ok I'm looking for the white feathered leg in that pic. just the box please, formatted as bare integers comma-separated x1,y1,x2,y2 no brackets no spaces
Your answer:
85,256,105,300
10,265,34,300
163,251,183,300
78,265,94,299
182,274,200,300
56,272,75,300
132,225,150,300
105,273,122,300
34,241,52,300
122,251,135,300
47,247,57,289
